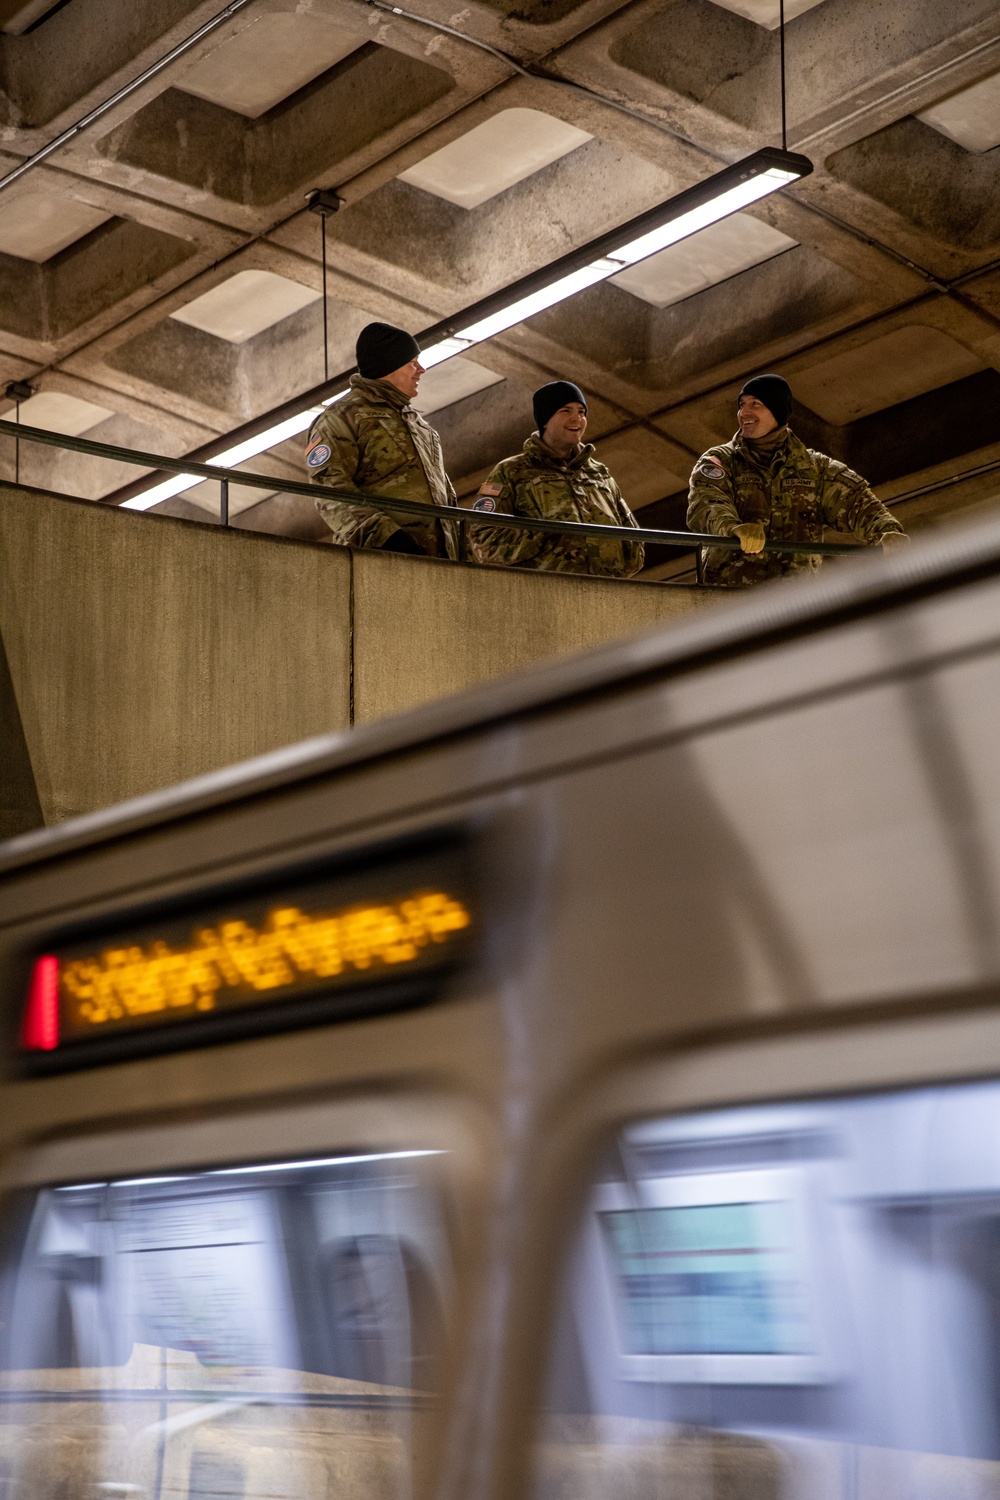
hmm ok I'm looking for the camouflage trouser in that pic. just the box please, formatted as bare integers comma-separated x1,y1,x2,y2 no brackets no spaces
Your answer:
315,496,454,557
701,547,822,587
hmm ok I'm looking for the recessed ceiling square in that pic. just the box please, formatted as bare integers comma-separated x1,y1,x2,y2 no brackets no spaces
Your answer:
705,0,827,26
591,430,688,507
0,192,111,262
792,326,986,424
414,358,504,415
14,391,114,435
170,270,321,344
612,213,797,309
398,108,592,210
177,13,364,119
918,70,1000,153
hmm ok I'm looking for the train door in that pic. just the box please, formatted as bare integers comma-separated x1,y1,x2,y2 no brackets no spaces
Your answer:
531,1011,1000,1500
0,1110,468,1500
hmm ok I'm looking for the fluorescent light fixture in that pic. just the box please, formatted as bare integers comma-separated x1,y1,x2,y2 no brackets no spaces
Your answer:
451,260,618,346
117,149,809,512
420,338,474,370
417,153,809,367
612,213,798,309
120,400,342,511
207,1149,444,1177
114,1175,189,1187
100,1150,444,1189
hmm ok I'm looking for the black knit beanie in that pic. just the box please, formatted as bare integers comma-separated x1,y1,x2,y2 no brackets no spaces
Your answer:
533,380,587,435
739,374,792,427
356,322,421,381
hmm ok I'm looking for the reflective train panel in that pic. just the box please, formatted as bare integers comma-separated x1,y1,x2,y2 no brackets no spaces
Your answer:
540,1080,1000,1500
4,529,1000,1500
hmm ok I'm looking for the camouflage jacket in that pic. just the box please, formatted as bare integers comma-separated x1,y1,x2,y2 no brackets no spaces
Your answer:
686,428,903,587
307,374,459,558
467,433,644,578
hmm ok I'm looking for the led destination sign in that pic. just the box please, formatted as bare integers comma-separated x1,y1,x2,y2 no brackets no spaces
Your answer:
20,848,473,1059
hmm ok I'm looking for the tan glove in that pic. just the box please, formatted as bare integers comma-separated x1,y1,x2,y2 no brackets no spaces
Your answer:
881,531,911,553
732,522,767,555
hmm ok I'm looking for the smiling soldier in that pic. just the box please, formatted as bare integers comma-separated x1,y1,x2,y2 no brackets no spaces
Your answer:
468,381,644,578
307,321,459,559
687,374,909,588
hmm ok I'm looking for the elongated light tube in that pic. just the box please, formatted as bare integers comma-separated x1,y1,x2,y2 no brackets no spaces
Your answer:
119,152,809,512
120,398,346,511
418,167,803,365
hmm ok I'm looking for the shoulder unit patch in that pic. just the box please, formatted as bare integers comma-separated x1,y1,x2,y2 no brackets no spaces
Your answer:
306,442,332,469
697,460,726,480
472,496,497,512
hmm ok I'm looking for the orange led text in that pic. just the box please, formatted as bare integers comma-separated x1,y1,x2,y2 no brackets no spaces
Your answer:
60,891,472,1028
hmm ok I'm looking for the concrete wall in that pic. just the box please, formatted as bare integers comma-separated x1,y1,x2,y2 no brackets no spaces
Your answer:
350,547,710,723
0,484,714,833
0,485,352,832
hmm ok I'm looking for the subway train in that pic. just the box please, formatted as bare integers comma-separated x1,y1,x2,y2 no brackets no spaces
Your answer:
5,521,1000,1500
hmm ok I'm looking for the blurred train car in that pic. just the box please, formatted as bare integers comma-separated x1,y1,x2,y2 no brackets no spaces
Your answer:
5,524,1000,1499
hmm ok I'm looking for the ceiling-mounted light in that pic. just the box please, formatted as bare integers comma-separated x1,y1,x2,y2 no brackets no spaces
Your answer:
417,148,810,365
120,401,346,511
120,147,810,513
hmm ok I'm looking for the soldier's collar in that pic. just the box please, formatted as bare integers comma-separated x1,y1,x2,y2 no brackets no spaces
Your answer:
527,433,595,468
737,424,793,458
349,372,412,410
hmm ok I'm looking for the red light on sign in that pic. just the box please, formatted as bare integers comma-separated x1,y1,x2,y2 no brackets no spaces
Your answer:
21,956,60,1051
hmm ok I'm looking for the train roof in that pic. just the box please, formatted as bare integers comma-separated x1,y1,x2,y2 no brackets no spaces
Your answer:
3,513,1000,879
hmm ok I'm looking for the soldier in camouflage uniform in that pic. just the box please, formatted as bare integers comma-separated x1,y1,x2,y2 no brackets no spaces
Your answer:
468,381,644,578
687,373,909,588
307,322,459,559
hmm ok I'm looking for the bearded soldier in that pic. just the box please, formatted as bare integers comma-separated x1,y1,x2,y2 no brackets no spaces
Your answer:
468,381,644,578
307,322,459,558
687,374,909,588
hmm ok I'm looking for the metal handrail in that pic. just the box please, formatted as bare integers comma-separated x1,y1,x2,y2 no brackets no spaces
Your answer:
0,417,868,557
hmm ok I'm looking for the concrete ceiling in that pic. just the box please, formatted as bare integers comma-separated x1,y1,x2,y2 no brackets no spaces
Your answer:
0,0,999,569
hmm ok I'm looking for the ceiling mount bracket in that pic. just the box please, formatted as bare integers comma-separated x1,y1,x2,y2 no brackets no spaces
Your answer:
305,189,344,218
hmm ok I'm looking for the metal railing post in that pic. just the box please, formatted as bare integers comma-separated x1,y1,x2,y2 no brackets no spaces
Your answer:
220,478,229,528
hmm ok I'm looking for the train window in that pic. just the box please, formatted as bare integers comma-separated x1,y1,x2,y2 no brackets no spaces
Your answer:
536,1081,1000,1499
0,1149,450,1499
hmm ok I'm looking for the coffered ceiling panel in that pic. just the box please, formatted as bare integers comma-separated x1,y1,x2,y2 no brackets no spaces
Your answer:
413,357,505,414
398,108,592,209
791,326,986,425
170,269,320,343
918,69,1000,154
15,390,114,434
706,0,827,27
176,12,364,118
